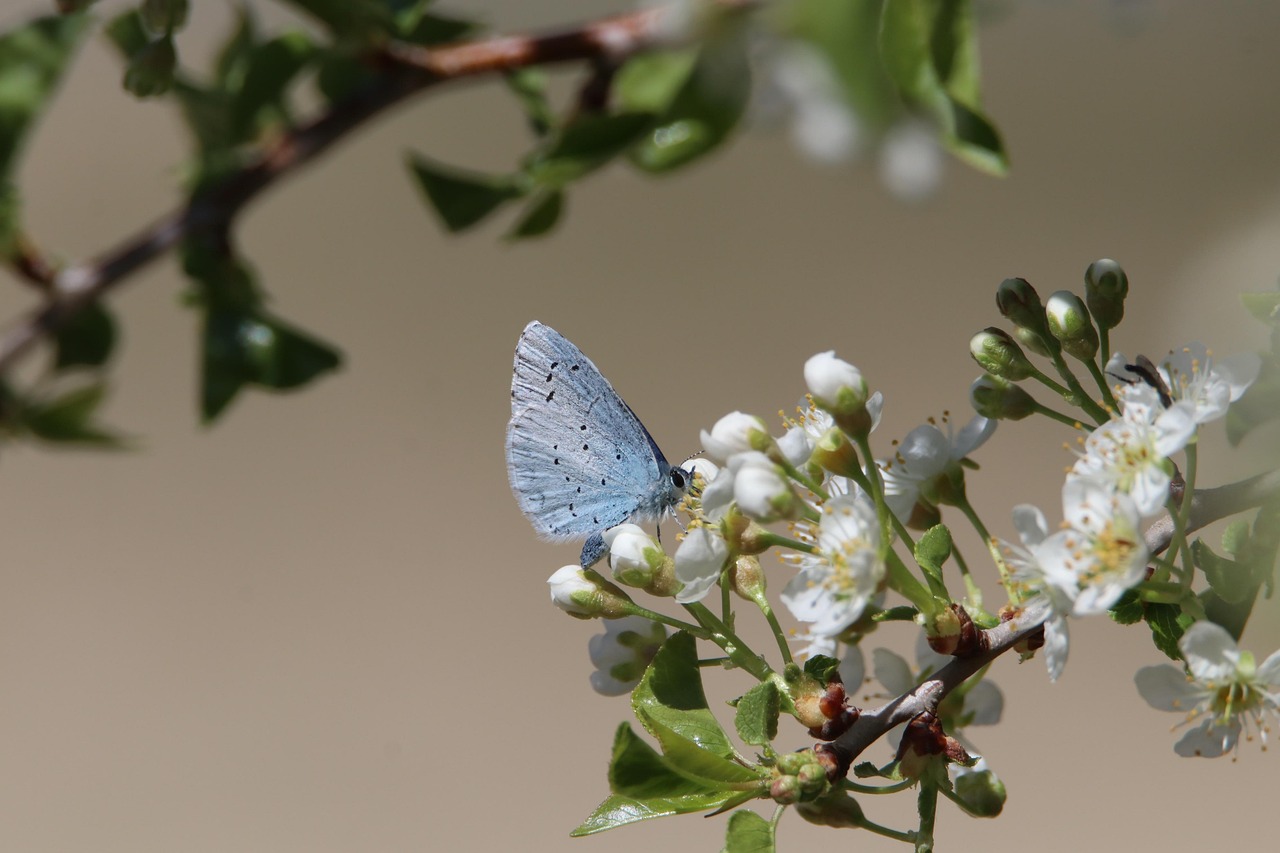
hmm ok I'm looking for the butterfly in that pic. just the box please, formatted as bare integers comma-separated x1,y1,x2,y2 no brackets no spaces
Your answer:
506,321,691,567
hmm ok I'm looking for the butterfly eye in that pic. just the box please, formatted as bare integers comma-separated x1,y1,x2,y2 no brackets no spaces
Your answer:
669,469,687,490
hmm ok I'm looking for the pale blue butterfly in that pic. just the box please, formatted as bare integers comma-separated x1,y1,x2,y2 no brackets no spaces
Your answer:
506,321,691,567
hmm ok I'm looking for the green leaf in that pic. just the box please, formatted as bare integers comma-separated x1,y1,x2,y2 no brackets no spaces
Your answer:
633,631,735,757
122,35,176,98
722,809,775,853
914,524,952,596
1145,603,1192,661
878,0,1008,175
504,68,553,137
608,723,725,800
1222,520,1250,558
314,51,376,104
785,0,898,128
398,11,478,45
1225,359,1280,446
201,308,342,423
406,153,524,233
0,13,89,250
1241,291,1280,326
231,32,314,137
279,0,390,41
571,791,754,837
615,50,698,114
802,654,839,684
636,708,761,787
629,23,751,173
20,381,126,447
1193,539,1252,605
734,681,780,747
528,112,655,187
53,302,117,369
506,190,563,240
1108,589,1143,625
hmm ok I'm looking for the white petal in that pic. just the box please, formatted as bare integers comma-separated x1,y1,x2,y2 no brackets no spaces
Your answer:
1219,352,1261,400
952,416,996,459
1255,648,1280,688
1173,719,1240,758
1179,621,1241,683
1011,504,1050,549
673,527,727,604
1043,615,1070,681
838,645,866,691
966,680,1004,726
778,425,813,467
873,648,916,696
1134,664,1200,711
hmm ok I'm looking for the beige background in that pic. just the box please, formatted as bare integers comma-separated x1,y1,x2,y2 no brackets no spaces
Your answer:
1,1,1278,851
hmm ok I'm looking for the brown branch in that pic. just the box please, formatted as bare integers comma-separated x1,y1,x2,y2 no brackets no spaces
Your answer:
824,464,1280,775
7,232,56,292
0,0,756,375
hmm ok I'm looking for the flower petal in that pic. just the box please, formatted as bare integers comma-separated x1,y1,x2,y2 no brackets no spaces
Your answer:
1134,664,1200,711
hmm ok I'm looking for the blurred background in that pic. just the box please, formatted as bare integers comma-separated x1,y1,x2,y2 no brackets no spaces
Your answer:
1,1,1278,851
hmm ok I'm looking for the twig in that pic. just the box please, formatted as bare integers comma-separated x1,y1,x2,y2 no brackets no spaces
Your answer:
0,0,756,375
824,464,1280,774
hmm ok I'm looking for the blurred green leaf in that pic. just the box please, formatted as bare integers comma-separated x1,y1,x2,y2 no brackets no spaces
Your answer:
123,34,176,98
19,381,126,447
407,154,525,232
1225,358,1280,446
734,681,780,747
1241,291,1280,326
785,0,898,128
529,112,655,187
615,50,698,114
1108,589,1143,625
1193,539,1253,605
629,22,751,173
633,631,735,758
140,0,189,36
231,32,315,137
398,11,478,45
723,809,775,853
506,190,562,240
315,51,376,104
0,13,89,251
879,0,1008,175
279,0,390,41
504,68,553,137
53,302,117,369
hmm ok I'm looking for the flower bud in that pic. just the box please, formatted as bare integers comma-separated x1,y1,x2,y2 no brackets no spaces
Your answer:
1045,290,1099,361
809,426,860,478
804,352,867,416
777,425,813,467
700,412,771,464
1083,258,1128,331
969,375,1036,421
952,761,1006,817
731,452,798,521
770,775,803,805
604,524,669,591
1013,325,1054,358
673,526,728,604
123,37,176,98
728,555,766,603
995,277,1052,341
969,327,1035,381
547,565,631,619
795,790,865,828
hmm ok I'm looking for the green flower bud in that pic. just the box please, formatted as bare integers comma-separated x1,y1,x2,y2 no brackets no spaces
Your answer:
1044,290,1099,361
1083,258,1128,331
547,566,632,619
123,37,176,98
953,765,1007,817
995,278,1049,337
728,555,766,603
1013,325,1054,358
795,791,866,829
969,327,1035,381
970,375,1037,421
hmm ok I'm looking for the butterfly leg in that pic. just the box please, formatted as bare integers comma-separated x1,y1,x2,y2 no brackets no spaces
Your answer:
580,532,608,568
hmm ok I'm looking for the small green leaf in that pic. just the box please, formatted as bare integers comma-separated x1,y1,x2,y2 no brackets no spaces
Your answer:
1193,539,1252,605
722,809,775,853
407,154,524,233
279,0,390,41
633,631,735,757
20,381,126,447
506,190,562,240
0,13,90,240
1241,292,1280,326
615,50,698,114
608,723,725,801
629,23,751,173
1222,520,1249,558
1146,603,1192,661
504,68,553,137
398,11,478,45
734,681,780,747
914,524,953,596
53,302,116,369
785,0,898,128
314,52,376,104
231,32,314,137
528,112,655,187
1108,589,1143,625
802,654,839,684
636,708,761,787
572,791,752,837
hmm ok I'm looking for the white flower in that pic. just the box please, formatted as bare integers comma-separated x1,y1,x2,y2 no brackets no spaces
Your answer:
1157,342,1261,425
684,457,720,485
548,565,598,617
804,351,868,414
673,526,729,604
698,464,736,519
588,616,667,696
781,493,884,636
1072,384,1196,516
1135,620,1280,757
603,524,665,588
878,119,944,201
881,415,996,519
700,411,769,464
777,424,814,467
730,451,795,520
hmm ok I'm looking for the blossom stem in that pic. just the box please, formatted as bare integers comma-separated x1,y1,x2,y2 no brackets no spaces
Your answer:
1099,327,1111,368
842,778,916,795
753,594,795,666
855,816,916,844
1174,444,1199,592
780,458,829,502
1085,357,1119,411
956,496,1013,593
1048,351,1111,424
886,550,937,617
854,434,897,556
682,602,772,680
621,603,710,637
914,782,938,853
846,462,917,552
950,543,986,615
757,531,816,553
1031,399,1091,430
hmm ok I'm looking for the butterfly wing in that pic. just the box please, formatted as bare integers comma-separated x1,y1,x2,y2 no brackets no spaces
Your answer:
506,321,667,542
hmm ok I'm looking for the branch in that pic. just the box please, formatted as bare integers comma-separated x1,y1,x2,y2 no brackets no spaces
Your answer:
0,0,755,375
824,464,1280,773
